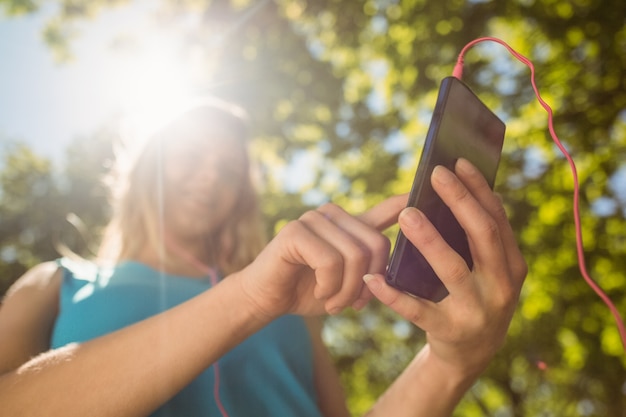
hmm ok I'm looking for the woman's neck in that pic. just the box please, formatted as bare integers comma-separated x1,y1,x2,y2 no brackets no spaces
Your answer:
134,239,216,278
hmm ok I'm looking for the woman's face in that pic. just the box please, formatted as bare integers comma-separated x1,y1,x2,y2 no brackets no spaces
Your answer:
161,126,247,241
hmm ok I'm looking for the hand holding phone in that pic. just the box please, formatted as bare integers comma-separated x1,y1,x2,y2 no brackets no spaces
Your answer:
385,76,505,302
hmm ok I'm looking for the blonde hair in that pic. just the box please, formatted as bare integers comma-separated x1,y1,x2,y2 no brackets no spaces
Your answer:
98,98,267,275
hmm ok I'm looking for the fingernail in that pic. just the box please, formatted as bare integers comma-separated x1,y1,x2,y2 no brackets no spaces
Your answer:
362,274,382,292
433,165,454,184
399,207,425,227
456,158,476,175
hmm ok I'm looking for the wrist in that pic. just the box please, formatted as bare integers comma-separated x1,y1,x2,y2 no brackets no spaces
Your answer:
227,269,284,322
416,344,484,394
365,343,482,417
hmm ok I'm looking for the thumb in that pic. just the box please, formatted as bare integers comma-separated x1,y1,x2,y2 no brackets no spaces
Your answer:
362,274,402,306
363,274,432,327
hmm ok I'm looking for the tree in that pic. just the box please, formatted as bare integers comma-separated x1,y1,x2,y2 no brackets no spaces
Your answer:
0,131,113,296
1,0,625,415
0,142,62,295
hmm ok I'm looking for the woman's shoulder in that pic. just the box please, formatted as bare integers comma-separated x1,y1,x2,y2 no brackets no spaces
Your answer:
0,262,64,372
1,262,63,335
4,261,63,300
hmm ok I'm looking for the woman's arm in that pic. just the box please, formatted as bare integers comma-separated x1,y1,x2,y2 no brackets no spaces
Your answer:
362,159,527,417
0,196,406,417
0,266,271,417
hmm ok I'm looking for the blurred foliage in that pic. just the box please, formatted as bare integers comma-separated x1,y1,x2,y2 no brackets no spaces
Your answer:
1,0,625,415
0,130,114,295
0,142,61,294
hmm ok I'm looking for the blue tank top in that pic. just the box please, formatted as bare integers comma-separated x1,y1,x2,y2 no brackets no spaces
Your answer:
51,258,323,417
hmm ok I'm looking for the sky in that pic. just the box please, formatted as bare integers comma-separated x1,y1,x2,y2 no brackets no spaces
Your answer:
0,2,199,163
1,6,112,160
0,1,329,196
1,3,624,211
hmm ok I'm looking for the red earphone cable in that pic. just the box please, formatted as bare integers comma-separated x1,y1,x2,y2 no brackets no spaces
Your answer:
454,37,626,352
164,234,231,417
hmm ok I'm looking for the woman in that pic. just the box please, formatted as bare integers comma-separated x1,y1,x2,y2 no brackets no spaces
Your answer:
0,98,527,416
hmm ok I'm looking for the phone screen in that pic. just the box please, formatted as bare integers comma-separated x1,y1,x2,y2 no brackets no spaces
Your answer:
385,76,505,302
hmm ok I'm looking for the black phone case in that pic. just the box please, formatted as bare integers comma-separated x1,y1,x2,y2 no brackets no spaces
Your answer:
385,76,505,302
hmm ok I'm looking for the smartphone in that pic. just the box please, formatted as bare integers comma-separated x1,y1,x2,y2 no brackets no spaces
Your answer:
385,76,505,302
